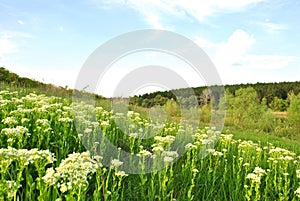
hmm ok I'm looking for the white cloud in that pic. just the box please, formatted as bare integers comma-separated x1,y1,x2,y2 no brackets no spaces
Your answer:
0,34,17,63
94,0,266,27
17,20,24,25
146,13,164,29
0,34,16,54
0,31,32,65
210,29,295,84
258,22,287,33
214,29,293,70
211,0,264,10
243,54,294,69
266,23,287,33
215,29,255,67
195,36,215,49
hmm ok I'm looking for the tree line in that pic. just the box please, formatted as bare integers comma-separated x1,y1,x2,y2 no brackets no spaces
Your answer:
129,81,300,111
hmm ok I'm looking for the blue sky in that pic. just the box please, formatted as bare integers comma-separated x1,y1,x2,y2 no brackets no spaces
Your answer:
0,0,299,97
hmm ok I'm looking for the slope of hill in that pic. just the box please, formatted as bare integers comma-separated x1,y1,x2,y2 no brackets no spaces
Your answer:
0,67,74,97
1,66,300,111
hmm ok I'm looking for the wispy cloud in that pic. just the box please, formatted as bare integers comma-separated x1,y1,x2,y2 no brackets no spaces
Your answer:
91,0,266,28
256,20,288,33
242,54,294,69
0,31,32,65
0,33,17,65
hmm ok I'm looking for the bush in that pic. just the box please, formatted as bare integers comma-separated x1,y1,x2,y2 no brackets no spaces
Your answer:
164,99,181,117
287,94,300,131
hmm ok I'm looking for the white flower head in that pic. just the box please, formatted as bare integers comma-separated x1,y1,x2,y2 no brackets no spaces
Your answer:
185,143,197,150
246,173,261,183
164,156,174,163
163,151,179,158
110,159,123,168
138,149,152,157
192,168,199,173
295,187,300,198
60,183,68,193
115,170,128,177
42,167,57,185
213,151,223,157
152,145,164,152
129,133,138,139
253,167,266,176
296,169,300,178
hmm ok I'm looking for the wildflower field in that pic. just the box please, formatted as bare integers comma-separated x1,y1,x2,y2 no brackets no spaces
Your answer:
1,90,300,200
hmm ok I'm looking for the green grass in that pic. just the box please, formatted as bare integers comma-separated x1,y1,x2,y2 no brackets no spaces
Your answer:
227,128,300,154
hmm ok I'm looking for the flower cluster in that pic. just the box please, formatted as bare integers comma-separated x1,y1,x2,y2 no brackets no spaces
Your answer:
43,152,97,193
246,167,266,183
0,146,55,167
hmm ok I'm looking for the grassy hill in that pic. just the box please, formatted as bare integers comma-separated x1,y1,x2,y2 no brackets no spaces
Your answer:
1,66,300,145
0,67,73,97
0,67,111,108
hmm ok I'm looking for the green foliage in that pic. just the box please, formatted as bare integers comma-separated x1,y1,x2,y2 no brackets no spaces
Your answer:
223,87,300,138
199,103,212,124
287,94,300,130
164,99,181,117
226,87,267,129
269,97,288,111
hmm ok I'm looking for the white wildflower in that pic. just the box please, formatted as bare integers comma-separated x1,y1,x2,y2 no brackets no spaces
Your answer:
206,148,215,153
295,187,300,198
115,171,128,177
2,116,18,126
129,133,138,139
192,168,199,173
296,170,300,178
246,173,261,183
152,145,164,152
100,121,110,127
138,150,152,157
282,156,294,161
42,167,57,185
253,167,266,177
164,156,174,163
213,151,223,157
163,151,179,158
185,143,197,150
58,117,73,123
84,128,93,134
110,159,123,168
60,183,68,193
